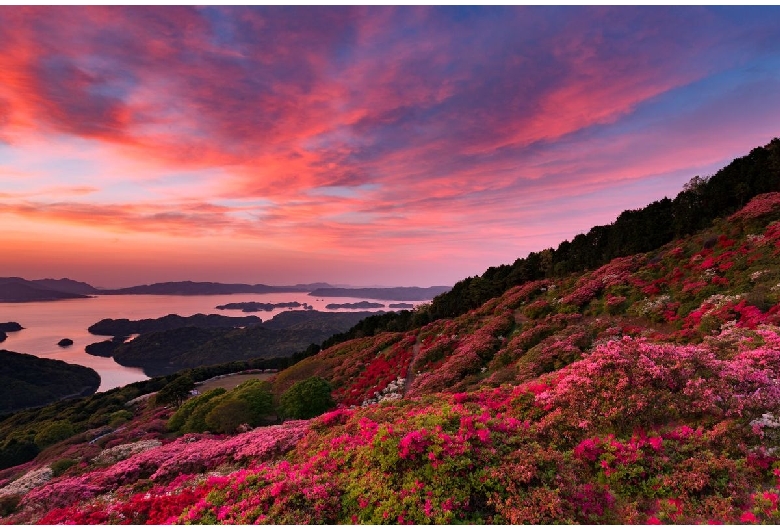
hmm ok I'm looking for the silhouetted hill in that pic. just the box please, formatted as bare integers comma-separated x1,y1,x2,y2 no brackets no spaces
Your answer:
0,350,100,415
29,278,98,295
110,311,379,376
98,281,333,295
325,301,385,309
309,286,450,300
0,278,90,303
87,313,262,336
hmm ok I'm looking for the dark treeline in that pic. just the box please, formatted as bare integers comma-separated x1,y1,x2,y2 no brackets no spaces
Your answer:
310,138,780,341
431,138,780,318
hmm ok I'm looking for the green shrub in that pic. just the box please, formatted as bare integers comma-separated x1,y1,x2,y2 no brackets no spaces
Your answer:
33,421,75,448
51,457,77,477
205,397,253,434
108,410,133,428
280,377,335,420
167,388,227,433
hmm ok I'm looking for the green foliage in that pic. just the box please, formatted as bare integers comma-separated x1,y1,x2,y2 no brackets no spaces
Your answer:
108,410,134,427
0,350,101,415
169,380,276,434
0,437,38,469
182,395,226,434
51,457,77,477
155,375,195,408
232,380,275,425
167,388,227,433
205,397,253,434
33,420,75,448
280,377,335,420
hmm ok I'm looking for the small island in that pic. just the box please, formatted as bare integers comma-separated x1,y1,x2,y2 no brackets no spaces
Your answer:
0,331,5,343
389,303,415,309
57,338,74,347
216,301,313,312
325,301,385,309
0,322,24,332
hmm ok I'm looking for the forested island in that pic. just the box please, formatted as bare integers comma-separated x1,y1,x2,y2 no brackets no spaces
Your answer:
0,350,100,414
88,313,261,336
215,301,313,312
325,301,385,309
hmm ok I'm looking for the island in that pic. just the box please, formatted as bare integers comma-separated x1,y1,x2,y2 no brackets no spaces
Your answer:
0,331,5,343
88,313,262,336
215,301,313,312
0,322,24,332
109,310,380,376
325,301,385,309
57,338,74,347
389,303,415,308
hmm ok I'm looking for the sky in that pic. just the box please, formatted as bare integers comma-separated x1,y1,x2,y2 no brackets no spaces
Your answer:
0,6,779,288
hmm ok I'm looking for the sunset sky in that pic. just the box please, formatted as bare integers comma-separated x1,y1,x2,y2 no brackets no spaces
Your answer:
1,6,779,288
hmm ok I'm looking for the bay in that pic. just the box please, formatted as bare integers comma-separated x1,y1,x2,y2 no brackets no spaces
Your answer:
0,293,424,392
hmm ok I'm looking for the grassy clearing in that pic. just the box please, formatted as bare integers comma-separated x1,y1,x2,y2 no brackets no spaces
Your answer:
196,372,274,393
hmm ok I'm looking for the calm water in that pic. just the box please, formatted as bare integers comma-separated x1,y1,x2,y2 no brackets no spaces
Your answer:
0,293,424,392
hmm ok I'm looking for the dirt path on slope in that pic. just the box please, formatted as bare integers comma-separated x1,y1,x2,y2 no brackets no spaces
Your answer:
403,335,423,397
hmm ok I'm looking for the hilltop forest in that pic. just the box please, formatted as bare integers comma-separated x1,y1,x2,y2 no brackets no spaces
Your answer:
1,138,780,524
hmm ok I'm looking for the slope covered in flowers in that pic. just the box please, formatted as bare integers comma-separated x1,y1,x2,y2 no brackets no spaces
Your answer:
5,192,780,523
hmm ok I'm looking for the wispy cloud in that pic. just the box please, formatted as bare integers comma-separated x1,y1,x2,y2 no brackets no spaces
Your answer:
0,6,779,285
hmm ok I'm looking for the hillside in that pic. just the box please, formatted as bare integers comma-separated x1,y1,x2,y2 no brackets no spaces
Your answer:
0,351,100,415
3,141,780,524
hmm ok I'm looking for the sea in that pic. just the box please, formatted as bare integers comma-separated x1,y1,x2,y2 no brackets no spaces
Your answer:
0,293,424,392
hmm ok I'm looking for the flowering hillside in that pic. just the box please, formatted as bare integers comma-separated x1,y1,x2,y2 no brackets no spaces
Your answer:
5,192,780,523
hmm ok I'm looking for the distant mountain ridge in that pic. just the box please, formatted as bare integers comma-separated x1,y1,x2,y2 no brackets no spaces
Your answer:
98,281,334,295
0,278,91,303
1,277,450,302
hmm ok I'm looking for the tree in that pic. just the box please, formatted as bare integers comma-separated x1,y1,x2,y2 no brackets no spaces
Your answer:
155,375,194,407
167,388,226,432
205,397,253,434
232,380,276,425
279,376,335,420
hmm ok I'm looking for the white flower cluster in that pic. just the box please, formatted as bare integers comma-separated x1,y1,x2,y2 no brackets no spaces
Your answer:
361,376,406,407
747,233,767,245
751,269,770,281
750,412,780,452
702,293,743,309
703,268,716,278
94,439,163,465
750,412,780,430
634,295,671,316
0,466,53,497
